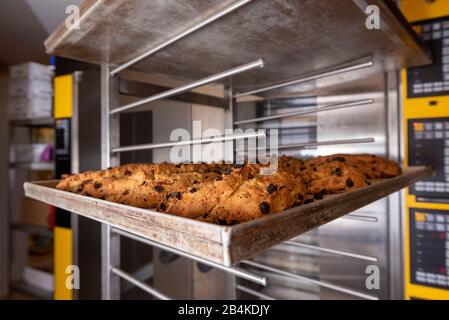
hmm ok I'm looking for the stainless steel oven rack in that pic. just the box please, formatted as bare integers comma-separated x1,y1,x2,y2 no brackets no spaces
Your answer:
42,0,433,300
98,31,386,302
99,57,385,300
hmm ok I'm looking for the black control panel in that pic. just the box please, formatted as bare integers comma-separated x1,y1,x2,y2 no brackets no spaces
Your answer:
407,16,449,98
410,208,449,289
408,117,449,203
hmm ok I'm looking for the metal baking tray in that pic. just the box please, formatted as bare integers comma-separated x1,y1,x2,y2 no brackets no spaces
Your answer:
24,166,432,266
44,0,430,95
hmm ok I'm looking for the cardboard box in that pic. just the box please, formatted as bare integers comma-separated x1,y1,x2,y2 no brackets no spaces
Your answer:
21,197,51,228
9,79,53,99
8,96,52,120
14,144,53,162
10,62,53,82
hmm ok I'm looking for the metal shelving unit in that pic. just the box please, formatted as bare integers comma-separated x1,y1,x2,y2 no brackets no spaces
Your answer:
8,118,55,299
10,223,53,239
39,0,433,300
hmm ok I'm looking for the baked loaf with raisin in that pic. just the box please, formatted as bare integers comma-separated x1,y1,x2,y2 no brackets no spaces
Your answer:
56,154,401,225
56,162,309,224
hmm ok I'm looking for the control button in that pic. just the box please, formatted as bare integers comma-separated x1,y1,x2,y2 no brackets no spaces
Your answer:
415,132,424,140
415,221,425,230
426,222,436,231
425,122,434,130
414,122,425,131
437,279,446,286
436,223,445,231
417,276,426,283
436,131,444,139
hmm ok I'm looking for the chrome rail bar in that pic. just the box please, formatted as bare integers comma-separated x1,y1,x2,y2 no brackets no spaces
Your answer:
236,137,375,153
111,267,171,300
277,138,375,150
236,285,276,300
234,58,374,98
112,131,265,153
284,241,378,262
234,99,374,125
111,59,264,114
111,228,267,286
342,214,378,223
241,260,378,300
110,0,255,75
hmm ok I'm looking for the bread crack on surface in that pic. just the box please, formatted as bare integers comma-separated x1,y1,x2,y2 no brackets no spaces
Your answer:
56,154,401,225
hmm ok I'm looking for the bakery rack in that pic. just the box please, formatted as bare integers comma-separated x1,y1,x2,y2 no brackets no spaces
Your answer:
28,0,434,300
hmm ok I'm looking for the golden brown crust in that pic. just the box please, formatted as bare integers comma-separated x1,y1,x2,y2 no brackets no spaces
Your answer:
306,154,402,178
55,154,401,225
209,172,307,224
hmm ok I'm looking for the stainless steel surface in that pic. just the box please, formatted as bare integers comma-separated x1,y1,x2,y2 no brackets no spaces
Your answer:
234,99,375,125
241,260,378,300
24,167,431,267
234,59,374,98
386,70,403,300
71,72,80,301
238,72,405,300
315,74,390,300
111,59,264,114
150,97,194,299
236,285,276,300
284,241,378,262
45,0,430,95
112,131,265,153
111,228,267,286
111,267,171,300
101,63,121,300
119,78,225,109
75,69,105,299
110,0,255,76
